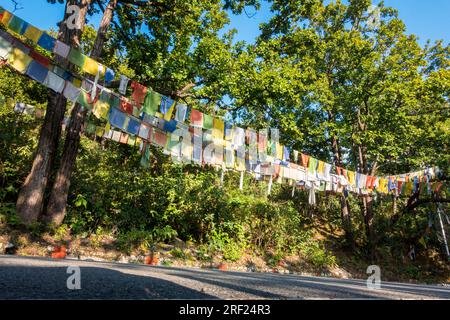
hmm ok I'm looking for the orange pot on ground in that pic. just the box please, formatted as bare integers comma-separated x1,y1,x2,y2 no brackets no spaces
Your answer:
145,256,159,265
51,251,66,259
218,263,228,271
51,245,67,259
150,257,159,266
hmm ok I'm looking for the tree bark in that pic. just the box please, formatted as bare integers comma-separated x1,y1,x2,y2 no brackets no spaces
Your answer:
16,0,90,225
44,0,118,225
327,111,354,244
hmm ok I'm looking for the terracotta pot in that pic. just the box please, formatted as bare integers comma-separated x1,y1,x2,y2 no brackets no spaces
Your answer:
150,257,159,266
51,251,66,259
144,256,152,265
218,263,228,271
60,245,67,253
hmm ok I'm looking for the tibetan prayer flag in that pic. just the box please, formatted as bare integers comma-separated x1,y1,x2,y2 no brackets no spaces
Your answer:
1,10,12,26
120,97,133,115
119,132,128,144
163,100,176,121
43,72,65,93
224,122,233,141
8,47,32,73
110,130,120,142
202,114,213,130
283,146,290,161
77,90,95,110
132,106,141,118
109,94,120,109
30,50,51,68
26,60,49,83
127,135,137,147
275,143,283,160
175,103,188,122
347,171,356,186
104,68,115,85
138,124,151,140
0,30,13,59
308,157,318,175
53,40,70,58
126,117,141,136
81,56,100,76
233,127,245,146
23,25,43,43
160,96,175,115
93,99,110,120
37,32,56,51
153,129,168,147
63,81,81,102
68,48,86,68
163,119,178,133
52,65,72,81
301,153,309,168
317,160,325,177
190,109,203,128
95,126,105,138
142,90,161,116
212,118,224,140
109,107,127,129
8,15,26,34
131,81,147,106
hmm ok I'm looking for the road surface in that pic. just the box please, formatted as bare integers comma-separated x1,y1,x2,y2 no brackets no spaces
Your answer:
0,255,448,299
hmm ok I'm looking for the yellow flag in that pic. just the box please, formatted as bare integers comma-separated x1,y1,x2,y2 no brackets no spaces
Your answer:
163,100,176,121
82,56,100,76
23,25,43,43
212,118,224,140
1,11,13,26
9,48,32,73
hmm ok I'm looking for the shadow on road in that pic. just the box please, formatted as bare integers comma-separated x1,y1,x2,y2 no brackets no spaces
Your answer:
0,264,217,300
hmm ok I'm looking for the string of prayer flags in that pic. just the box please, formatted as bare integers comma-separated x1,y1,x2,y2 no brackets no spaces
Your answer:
2,8,446,200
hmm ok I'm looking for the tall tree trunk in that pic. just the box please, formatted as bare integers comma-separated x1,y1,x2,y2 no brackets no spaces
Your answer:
359,147,377,252
44,0,118,225
16,0,90,225
327,111,353,244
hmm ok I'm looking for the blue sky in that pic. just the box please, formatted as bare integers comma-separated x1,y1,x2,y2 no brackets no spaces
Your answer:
0,0,449,46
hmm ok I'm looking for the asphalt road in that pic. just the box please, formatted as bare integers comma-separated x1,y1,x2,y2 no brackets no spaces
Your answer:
0,255,449,300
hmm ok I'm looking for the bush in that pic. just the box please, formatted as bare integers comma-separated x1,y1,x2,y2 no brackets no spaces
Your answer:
299,238,336,268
